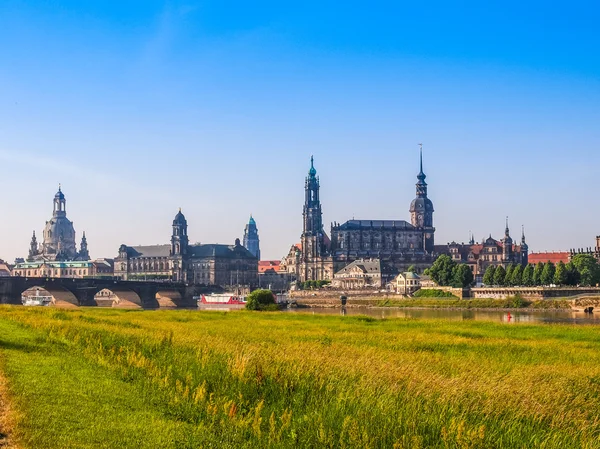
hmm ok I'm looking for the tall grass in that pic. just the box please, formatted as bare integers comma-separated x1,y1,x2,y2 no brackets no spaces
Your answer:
0,307,599,448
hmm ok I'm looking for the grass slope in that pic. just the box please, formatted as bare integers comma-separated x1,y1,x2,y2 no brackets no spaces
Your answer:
0,307,599,448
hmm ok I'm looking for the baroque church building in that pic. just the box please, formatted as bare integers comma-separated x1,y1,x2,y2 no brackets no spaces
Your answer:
114,210,258,288
27,186,90,262
282,152,437,282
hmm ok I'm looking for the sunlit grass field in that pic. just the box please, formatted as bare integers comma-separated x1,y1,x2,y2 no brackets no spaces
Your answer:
0,307,600,448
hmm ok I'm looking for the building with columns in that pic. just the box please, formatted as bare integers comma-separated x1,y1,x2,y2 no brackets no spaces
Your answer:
282,151,437,283
114,210,258,288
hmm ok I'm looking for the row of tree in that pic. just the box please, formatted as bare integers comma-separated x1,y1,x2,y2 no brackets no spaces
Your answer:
483,254,600,287
424,255,474,288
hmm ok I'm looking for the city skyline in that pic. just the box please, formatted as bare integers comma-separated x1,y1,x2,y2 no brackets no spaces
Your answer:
1,1,600,262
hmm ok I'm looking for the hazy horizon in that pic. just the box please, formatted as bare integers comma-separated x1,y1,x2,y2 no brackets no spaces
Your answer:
1,1,599,262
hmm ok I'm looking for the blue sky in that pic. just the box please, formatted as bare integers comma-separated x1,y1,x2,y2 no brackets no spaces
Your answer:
1,1,599,262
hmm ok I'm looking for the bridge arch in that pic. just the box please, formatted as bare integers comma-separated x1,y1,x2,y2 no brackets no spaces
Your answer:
155,290,183,308
93,288,142,309
21,286,79,308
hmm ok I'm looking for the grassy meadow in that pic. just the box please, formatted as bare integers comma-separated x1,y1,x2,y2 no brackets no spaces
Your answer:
0,307,599,448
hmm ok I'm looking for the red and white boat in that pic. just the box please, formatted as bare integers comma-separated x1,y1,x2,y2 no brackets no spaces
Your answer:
197,293,246,305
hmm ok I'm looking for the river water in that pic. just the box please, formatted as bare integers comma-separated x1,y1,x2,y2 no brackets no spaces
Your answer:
197,304,600,324
282,307,600,324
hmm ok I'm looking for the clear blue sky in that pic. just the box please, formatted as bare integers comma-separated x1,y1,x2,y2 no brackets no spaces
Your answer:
1,0,599,262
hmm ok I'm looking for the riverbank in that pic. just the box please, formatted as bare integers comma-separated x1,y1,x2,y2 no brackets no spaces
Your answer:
1,307,600,447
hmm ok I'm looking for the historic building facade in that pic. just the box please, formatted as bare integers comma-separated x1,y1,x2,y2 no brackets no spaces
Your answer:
243,215,260,259
434,220,529,280
114,210,258,287
282,151,436,282
26,186,90,262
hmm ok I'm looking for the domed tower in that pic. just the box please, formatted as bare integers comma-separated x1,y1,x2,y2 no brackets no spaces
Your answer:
243,215,260,259
170,209,189,283
409,146,435,252
502,217,513,263
42,186,78,260
171,209,188,256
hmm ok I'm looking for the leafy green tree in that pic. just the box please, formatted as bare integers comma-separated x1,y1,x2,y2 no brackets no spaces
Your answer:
565,261,580,286
504,264,515,286
483,266,496,286
571,254,600,286
533,263,545,286
521,264,534,286
540,262,555,286
493,265,507,286
245,289,277,311
428,255,457,286
511,264,523,286
451,264,474,288
553,261,568,286
407,265,417,274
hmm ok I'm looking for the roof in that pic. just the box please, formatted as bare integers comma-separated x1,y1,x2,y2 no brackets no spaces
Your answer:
335,259,381,276
335,220,415,231
528,252,570,265
396,272,421,281
14,261,92,269
189,243,256,259
127,245,171,258
258,260,282,273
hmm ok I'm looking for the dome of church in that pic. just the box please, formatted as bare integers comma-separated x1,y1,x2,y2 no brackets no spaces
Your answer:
248,215,256,226
409,197,434,213
173,209,187,225
54,188,65,200
308,156,317,177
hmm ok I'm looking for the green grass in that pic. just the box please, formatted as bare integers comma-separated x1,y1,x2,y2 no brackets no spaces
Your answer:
0,307,599,448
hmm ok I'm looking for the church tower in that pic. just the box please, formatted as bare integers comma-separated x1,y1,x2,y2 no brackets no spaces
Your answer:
502,217,513,263
78,232,90,261
520,225,528,266
28,231,39,261
302,156,325,260
171,209,188,256
243,215,260,259
409,146,435,252
170,209,189,282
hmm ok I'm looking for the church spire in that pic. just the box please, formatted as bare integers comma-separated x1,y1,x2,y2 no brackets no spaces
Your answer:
28,231,38,261
505,216,510,238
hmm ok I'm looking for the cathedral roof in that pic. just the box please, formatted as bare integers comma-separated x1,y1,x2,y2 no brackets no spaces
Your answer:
335,220,415,230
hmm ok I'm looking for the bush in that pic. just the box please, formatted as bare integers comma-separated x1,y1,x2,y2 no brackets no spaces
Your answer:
245,289,277,311
413,289,457,298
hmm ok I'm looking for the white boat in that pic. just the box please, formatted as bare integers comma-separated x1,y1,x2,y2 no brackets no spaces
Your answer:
22,290,52,306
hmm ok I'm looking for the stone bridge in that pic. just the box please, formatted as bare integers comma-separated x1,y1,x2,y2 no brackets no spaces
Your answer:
0,277,211,308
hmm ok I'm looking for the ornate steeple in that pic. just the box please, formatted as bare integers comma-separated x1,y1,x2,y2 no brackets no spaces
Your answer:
171,209,188,256
28,231,38,261
415,144,428,198
53,184,66,217
409,145,435,252
503,217,513,262
78,231,90,261
302,156,325,259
